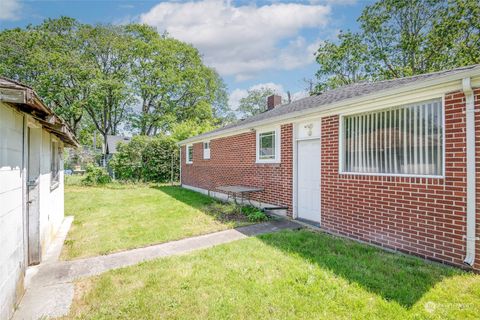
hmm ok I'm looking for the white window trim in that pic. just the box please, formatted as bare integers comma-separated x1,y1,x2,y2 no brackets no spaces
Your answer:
338,97,446,178
186,144,193,164
256,126,281,164
203,141,210,160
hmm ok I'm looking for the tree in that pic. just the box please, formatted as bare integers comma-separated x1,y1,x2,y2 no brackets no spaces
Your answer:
314,31,370,93
126,24,232,135
0,17,93,135
170,119,215,141
359,0,448,78
314,0,480,92
210,72,236,125
0,17,234,150
237,87,277,118
427,0,480,68
80,24,133,162
34,18,93,134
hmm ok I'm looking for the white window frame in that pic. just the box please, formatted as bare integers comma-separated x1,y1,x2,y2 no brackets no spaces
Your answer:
203,141,210,160
339,97,445,178
186,144,193,164
256,126,281,164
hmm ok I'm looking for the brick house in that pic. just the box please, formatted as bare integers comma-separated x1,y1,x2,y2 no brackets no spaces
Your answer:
179,65,480,271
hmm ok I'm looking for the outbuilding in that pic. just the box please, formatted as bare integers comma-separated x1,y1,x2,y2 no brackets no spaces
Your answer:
0,77,78,319
179,65,480,271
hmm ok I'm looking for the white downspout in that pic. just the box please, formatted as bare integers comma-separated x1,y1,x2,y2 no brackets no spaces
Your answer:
179,146,182,186
462,77,477,266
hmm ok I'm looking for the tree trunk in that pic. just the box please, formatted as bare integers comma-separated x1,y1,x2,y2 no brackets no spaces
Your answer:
102,132,108,167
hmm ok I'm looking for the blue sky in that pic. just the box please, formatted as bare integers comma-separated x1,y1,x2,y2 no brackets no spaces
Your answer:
0,0,372,109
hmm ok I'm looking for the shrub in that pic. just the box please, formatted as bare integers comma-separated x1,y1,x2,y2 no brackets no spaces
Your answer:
82,164,112,185
241,205,268,222
109,135,179,183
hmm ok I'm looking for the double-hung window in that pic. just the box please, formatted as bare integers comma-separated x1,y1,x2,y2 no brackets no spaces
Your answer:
256,127,280,163
203,142,210,159
186,144,193,164
341,98,443,176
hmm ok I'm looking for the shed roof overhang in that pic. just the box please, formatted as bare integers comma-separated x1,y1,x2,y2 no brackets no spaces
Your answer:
0,77,79,148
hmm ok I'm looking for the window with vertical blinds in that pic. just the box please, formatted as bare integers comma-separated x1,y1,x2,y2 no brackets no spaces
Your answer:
342,99,443,176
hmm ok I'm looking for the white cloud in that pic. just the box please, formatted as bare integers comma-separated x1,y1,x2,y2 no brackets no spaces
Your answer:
228,82,308,111
0,0,21,21
140,0,330,81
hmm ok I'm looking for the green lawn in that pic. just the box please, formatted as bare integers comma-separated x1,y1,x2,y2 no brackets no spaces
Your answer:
61,183,252,260
65,229,480,319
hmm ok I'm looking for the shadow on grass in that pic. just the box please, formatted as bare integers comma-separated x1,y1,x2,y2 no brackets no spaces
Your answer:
153,186,461,308
152,185,215,209
256,229,462,308
152,185,254,225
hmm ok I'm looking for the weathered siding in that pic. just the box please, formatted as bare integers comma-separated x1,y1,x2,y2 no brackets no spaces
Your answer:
0,102,66,319
39,130,65,256
0,102,26,320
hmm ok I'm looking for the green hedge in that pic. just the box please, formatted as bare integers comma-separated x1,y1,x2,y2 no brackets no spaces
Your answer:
82,164,112,185
109,135,180,183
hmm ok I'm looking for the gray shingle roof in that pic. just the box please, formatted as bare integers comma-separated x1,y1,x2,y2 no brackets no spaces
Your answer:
181,64,480,144
106,135,131,154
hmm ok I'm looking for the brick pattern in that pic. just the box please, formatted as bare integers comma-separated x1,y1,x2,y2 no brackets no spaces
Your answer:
181,124,293,213
321,89,479,270
182,89,479,270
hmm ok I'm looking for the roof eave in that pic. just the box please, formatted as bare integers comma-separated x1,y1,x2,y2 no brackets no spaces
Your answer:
0,81,79,148
178,66,480,145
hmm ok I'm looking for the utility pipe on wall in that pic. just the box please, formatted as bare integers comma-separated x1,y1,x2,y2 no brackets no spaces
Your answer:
462,77,477,267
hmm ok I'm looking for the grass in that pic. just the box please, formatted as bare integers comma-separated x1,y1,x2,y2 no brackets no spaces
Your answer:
61,182,256,260
65,229,480,320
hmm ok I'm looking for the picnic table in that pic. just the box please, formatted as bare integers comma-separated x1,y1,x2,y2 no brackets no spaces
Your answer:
216,185,264,206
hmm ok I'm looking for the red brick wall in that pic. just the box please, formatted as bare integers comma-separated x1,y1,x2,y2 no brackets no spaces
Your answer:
181,89,479,270
181,124,293,213
321,89,480,270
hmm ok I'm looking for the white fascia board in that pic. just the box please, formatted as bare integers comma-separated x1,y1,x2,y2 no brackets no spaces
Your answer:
178,70,480,146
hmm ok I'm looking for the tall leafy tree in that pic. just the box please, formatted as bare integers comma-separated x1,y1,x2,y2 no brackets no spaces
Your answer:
237,87,277,118
80,24,133,158
0,17,234,147
0,17,92,134
359,0,448,78
34,18,93,134
314,0,480,92
314,31,370,93
126,24,232,135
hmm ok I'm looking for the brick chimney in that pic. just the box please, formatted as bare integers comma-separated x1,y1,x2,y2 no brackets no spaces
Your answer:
267,94,282,111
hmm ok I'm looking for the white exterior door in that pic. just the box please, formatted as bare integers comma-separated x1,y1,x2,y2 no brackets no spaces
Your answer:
297,138,321,224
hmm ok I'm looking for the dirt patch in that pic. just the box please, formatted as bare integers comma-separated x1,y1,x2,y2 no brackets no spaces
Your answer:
60,278,96,319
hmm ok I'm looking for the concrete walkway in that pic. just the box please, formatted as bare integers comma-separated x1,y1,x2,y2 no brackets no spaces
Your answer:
13,219,300,320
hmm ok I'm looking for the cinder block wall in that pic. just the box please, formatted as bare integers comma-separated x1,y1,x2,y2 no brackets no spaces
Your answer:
0,103,26,320
0,102,67,319
321,89,480,270
181,124,293,213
